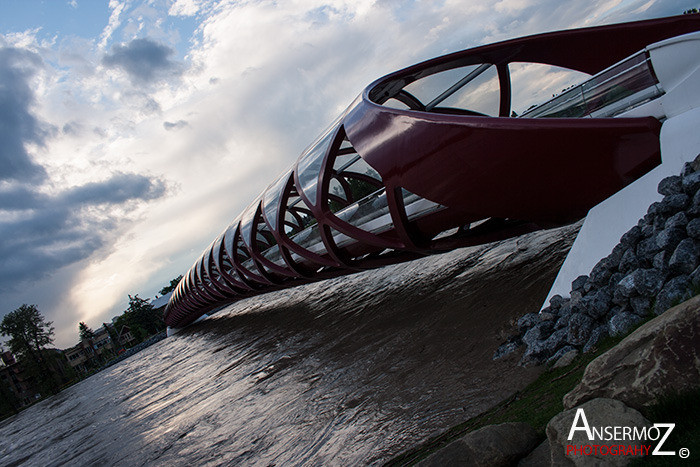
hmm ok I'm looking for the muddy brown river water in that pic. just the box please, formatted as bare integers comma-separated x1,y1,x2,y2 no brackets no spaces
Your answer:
0,224,578,466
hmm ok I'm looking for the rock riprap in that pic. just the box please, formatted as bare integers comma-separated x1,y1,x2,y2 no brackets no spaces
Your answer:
496,155,700,365
563,294,700,410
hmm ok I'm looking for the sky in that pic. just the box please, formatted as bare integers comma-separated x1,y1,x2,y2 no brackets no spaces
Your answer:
0,0,696,348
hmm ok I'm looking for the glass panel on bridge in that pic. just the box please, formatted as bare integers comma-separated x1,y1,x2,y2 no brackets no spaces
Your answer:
239,200,260,249
402,63,500,116
508,62,590,117
520,51,662,118
297,128,336,205
283,182,329,259
400,188,445,221
263,171,291,230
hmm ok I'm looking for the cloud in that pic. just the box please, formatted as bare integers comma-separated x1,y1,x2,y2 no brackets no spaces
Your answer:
0,173,167,293
163,119,189,131
59,172,166,205
0,35,169,321
0,47,49,183
102,37,182,84
99,0,128,49
62,121,83,136
169,0,203,17
2,0,688,348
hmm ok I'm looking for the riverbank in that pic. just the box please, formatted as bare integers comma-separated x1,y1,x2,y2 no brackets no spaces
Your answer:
386,298,700,465
0,331,167,423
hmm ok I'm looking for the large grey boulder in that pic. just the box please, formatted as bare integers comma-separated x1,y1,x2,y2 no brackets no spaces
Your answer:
551,348,578,369
418,422,539,467
547,398,651,466
517,440,551,466
564,295,700,410
588,259,613,287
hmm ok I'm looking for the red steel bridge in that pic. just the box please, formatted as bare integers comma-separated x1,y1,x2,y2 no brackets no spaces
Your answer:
165,15,700,328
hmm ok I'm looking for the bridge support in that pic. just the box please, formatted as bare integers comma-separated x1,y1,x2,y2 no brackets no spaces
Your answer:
543,106,700,307
166,314,209,337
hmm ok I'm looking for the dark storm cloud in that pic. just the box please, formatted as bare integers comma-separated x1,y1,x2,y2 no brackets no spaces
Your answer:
0,184,45,210
0,173,167,292
102,37,182,84
0,41,170,295
0,47,49,183
59,172,166,205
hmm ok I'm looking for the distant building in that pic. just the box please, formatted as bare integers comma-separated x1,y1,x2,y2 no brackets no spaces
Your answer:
64,325,118,373
93,325,114,352
117,325,137,348
64,343,90,372
150,291,172,311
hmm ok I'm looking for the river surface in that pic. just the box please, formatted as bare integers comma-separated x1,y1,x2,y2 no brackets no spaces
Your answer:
0,224,578,466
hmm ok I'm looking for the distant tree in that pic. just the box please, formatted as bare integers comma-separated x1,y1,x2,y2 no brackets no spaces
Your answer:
0,305,54,365
77,321,104,368
159,275,183,296
121,295,165,340
684,8,698,14
0,305,58,394
103,323,123,354
39,349,76,388
78,322,95,341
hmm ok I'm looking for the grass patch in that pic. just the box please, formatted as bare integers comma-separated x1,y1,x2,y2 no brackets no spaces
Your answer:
384,333,629,466
631,389,700,466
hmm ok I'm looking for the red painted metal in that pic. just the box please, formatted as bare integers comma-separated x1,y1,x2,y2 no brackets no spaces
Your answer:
165,15,700,328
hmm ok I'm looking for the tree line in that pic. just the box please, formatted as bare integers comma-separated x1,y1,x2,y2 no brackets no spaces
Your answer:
0,276,182,419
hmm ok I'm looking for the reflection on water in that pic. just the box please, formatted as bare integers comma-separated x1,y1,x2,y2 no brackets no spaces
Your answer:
0,225,578,466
